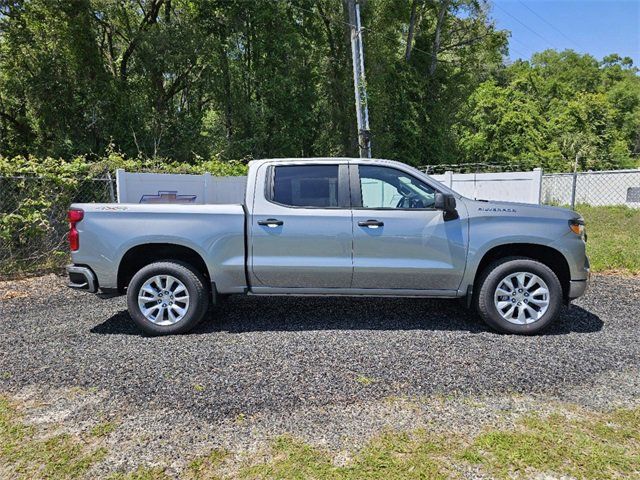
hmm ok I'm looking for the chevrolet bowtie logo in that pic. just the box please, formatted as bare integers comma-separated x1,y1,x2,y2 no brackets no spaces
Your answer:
139,191,197,204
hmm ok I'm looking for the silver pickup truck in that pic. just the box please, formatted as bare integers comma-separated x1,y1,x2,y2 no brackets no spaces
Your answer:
67,158,589,335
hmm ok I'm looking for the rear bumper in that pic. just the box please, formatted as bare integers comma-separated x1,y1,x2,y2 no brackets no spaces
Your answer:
66,265,98,293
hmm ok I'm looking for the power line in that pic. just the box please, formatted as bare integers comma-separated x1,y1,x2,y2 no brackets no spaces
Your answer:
493,2,557,50
510,34,532,51
507,46,528,61
506,34,532,59
517,1,584,51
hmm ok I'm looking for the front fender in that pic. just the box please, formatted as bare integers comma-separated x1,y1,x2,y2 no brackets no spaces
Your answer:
459,215,573,293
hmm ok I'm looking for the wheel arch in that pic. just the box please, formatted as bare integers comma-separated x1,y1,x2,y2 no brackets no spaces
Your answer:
473,243,571,299
117,243,210,292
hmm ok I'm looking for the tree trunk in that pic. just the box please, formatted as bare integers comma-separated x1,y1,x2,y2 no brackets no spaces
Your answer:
317,0,350,153
217,26,233,140
405,0,420,62
428,0,449,76
119,0,164,82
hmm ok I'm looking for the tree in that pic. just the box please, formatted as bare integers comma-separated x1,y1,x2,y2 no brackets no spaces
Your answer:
457,49,640,171
0,1,637,171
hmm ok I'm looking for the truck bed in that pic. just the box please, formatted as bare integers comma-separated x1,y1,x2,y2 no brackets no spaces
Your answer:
70,203,247,293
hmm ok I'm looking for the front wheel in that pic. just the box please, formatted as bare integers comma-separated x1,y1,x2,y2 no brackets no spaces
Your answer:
476,257,563,335
126,261,209,335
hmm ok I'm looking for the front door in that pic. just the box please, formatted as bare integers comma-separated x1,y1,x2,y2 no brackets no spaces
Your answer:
351,164,467,291
250,163,353,289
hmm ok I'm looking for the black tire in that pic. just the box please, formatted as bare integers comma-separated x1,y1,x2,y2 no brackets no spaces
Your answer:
126,260,209,335
475,256,563,335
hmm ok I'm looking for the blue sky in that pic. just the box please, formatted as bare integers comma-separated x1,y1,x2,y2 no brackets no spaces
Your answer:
491,0,640,65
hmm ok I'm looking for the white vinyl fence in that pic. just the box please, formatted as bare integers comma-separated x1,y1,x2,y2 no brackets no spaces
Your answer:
115,169,247,204
115,167,640,208
431,169,543,204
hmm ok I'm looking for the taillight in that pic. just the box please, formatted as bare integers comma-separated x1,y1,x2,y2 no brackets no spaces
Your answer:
68,208,84,251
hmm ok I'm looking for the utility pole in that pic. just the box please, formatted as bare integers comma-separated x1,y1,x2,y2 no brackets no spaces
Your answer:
346,0,371,158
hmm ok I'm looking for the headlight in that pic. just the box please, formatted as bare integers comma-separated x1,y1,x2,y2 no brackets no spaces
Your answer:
569,218,585,238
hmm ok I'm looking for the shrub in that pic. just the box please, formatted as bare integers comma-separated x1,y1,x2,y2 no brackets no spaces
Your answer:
0,153,247,278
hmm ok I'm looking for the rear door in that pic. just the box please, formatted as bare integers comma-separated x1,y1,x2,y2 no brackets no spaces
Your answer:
351,163,467,291
249,162,353,289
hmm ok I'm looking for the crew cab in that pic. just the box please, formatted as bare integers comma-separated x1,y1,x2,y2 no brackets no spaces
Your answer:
67,158,589,335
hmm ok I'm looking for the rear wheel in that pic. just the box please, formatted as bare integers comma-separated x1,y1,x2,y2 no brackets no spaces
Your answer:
476,257,563,334
126,261,209,335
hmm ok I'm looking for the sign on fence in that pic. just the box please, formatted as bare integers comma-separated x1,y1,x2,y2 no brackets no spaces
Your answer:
115,169,247,204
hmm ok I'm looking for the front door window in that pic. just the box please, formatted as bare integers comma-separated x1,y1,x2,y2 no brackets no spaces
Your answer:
359,165,436,209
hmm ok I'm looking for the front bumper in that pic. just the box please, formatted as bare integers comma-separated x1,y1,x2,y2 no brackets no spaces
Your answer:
66,265,98,293
568,254,591,300
568,279,588,299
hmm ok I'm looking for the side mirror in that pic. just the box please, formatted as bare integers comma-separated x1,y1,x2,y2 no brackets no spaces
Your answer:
434,192,456,213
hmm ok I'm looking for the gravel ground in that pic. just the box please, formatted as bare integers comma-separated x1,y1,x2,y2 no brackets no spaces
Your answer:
1,273,639,475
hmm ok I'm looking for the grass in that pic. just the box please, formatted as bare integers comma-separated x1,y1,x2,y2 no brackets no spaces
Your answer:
108,467,171,480
236,407,640,480
462,408,640,479
355,375,375,386
239,432,449,480
186,449,228,480
0,397,107,479
2,392,639,479
90,421,116,438
577,204,640,275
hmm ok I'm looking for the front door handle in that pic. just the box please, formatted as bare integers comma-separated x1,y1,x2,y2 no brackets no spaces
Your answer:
258,218,284,227
358,219,384,228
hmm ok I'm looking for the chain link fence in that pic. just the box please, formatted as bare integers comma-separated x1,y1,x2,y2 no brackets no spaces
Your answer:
423,163,640,209
0,175,115,279
541,170,640,208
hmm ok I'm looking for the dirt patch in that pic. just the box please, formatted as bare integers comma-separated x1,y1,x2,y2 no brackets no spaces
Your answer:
0,273,66,301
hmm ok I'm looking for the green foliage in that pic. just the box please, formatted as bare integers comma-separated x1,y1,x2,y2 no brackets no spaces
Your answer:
457,50,640,171
0,0,356,161
0,152,247,278
2,1,635,168
90,421,116,438
108,467,171,480
186,449,228,480
2,390,639,479
0,152,248,178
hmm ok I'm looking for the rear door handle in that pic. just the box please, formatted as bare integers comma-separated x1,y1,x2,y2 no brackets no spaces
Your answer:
358,219,384,228
258,218,284,227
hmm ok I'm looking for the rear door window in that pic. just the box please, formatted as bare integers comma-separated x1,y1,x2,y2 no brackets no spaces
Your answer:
271,165,340,208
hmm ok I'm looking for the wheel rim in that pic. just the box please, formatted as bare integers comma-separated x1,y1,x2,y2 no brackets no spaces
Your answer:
493,271,550,325
137,275,190,326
